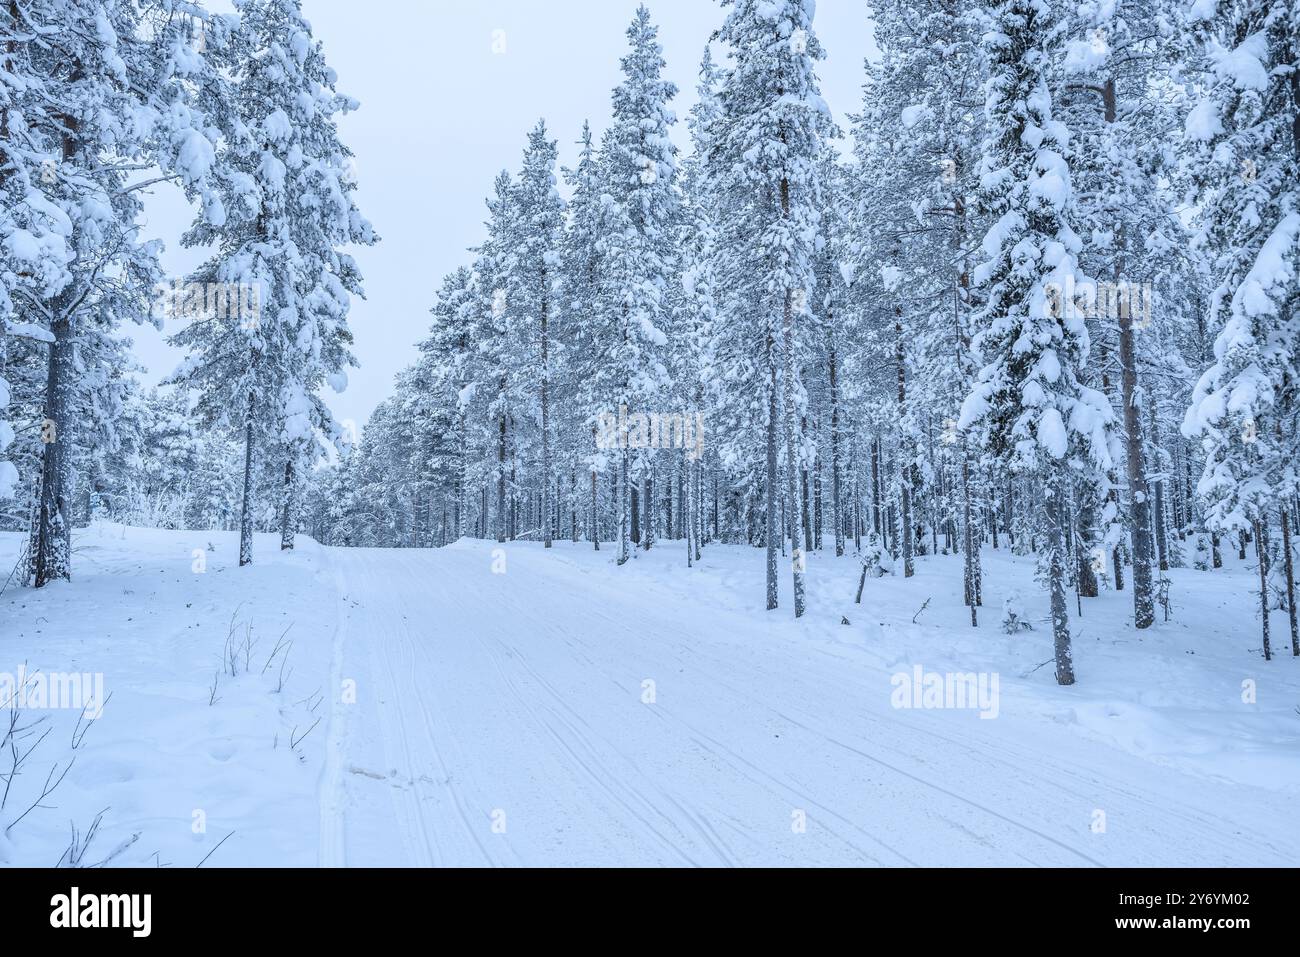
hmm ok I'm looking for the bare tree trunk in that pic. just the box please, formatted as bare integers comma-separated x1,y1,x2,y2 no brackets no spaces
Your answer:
280,460,296,550
801,454,813,554
591,428,600,551
642,471,654,550
1046,465,1075,685
829,339,845,558
1119,306,1154,628
1152,458,1169,572
617,447,629,565
962,452,977,626
32,119,82,586
852,468,862,551
33,310,74,586
239,393,256,567
870,437,882,538
496,389,507,543
685,450,694,569
1281,504,1299,656
1075,482,1098,597
766,344,779,610
1256,517,1272,660
693,459,702,561
541,273,552,548
782,285,807,618
630,477,640,545
896,309,914,578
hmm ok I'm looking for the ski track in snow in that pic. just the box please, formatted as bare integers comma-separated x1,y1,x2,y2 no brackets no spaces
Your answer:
316,540,1299,868
316,546,350,868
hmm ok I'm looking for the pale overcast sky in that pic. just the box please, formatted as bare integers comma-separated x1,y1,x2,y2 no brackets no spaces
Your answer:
133,0,879,436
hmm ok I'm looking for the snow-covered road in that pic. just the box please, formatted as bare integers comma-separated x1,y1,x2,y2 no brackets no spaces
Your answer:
316,540,1298,867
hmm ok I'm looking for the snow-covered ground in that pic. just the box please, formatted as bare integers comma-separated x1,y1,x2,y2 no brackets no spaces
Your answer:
1,523,1296,867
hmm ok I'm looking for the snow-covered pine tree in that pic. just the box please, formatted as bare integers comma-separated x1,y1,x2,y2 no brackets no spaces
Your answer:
1180,0,1300,658
588,5,679,565
677,49,727,566
874,0,986,615
511,121,565,548
24,0,225,586
560,121,609,550
473,170,520,544
1059,0,1191,627
716,0,834,618
705,49,783,601
169,0,376,566
959,0,1118,684
418,267,478,540
810,148,854,560
0,0,72,506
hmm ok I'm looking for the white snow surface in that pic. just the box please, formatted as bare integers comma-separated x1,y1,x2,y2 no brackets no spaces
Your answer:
0,524,1296,867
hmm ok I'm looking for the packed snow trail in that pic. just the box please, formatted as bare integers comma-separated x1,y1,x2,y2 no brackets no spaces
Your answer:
317,540,1299,867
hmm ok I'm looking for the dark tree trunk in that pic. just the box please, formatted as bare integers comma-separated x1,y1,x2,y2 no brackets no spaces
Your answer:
1256,518,1272,660
280,460,296,550
801,462,813,554
829,337,845,558
496,395,507,543
870,437,882,537
1281,505,1299,656
961,452,978,626
896,311,914,578
765,344,779,610
1119,307,1155,628
541,275,552,548
1075,484,1098,597
1047,466,1075,685
33,313,75,587
238,393,256,567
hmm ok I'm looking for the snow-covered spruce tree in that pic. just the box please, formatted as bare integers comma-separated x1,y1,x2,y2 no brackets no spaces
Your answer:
417,267,478,540
676,48,727,566
0,0,75,507
838,110,898,566
169,0,376,566
705,54,781,599
874,0,987,613
473,170,520,543
1058,0,1191,626
715,0,833,617
1180,0,1299,659
23,1,225,586
511,121,565,548
958,0,1118,685
852,0,989,606
560,121,609,550
849,105,913,581
809,148,855,561
588,5,679,565
789,147,850,570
